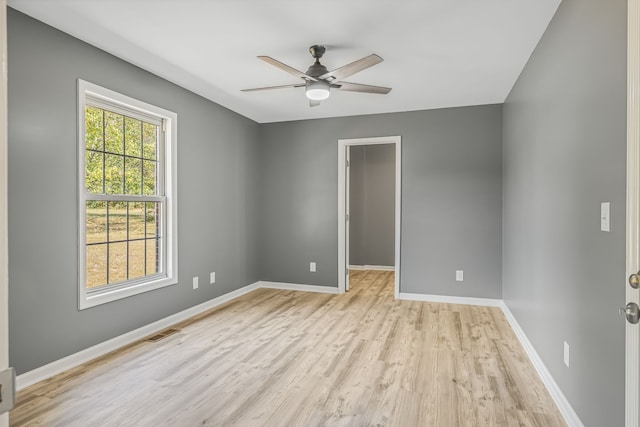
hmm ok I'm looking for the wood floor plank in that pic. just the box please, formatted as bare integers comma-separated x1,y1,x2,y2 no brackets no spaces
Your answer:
10,271,566,426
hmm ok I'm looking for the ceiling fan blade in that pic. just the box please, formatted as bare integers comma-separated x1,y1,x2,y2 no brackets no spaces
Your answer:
241,83,305,92
320,54,383,81
258,56,317,81
336,82,392,94
309,99,321,107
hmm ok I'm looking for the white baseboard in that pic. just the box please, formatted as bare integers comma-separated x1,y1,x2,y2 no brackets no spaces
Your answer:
258,281,339,294
398,292,503,307
349,265,395,271
17,281,260,390
500,303,584,427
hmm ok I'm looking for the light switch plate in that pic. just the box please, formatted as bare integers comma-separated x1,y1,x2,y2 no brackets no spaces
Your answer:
601,202,610,232
0,367,16,414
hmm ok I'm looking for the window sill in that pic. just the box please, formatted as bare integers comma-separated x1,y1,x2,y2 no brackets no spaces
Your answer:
79,276,178,310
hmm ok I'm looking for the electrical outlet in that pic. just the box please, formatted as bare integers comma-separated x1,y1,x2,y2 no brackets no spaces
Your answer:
601,202,610,232
564,341,570,367
310,262,316,272
192,276,199,289
210,272,216,284
456,270,464,282
0,367,16,414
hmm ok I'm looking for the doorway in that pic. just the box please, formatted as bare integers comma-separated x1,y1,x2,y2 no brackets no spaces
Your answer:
338,136,401,297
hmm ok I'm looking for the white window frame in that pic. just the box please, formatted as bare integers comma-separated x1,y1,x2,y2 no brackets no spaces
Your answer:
78,79,178,309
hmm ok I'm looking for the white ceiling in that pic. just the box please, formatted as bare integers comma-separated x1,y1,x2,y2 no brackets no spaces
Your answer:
8,0,561,123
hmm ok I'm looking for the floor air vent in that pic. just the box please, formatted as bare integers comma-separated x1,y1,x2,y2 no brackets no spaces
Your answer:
145,328,181,343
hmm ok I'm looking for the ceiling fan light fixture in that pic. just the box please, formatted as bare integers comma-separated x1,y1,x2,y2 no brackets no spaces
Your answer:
305,80,330,100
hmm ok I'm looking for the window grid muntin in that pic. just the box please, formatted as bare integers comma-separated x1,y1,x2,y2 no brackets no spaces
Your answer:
86,95,166,196
85,107,160,197
84,102,165,291
85,199,165,291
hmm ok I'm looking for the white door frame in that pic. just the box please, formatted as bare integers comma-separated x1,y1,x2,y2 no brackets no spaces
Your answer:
627,1,640,425
0,1,9,426
338,136,401,297
345,146,351,292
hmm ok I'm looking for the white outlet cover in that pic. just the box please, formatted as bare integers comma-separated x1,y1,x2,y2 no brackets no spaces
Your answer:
456,270,464,282
310,262,316,272
210,272,216,284
564,341,570,367
600,202,610,232
192,277,199,289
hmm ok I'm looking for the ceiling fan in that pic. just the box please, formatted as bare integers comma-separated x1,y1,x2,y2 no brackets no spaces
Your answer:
242,45,392,107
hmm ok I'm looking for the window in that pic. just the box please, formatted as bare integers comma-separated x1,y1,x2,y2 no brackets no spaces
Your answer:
78,80,177,309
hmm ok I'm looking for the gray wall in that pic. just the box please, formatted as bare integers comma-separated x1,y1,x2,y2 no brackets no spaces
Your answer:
259,105,503,298
502,0,627,425
8,9,261,374
349,144,395,267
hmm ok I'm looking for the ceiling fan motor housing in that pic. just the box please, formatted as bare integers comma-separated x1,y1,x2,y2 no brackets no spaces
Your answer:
306,62,329,78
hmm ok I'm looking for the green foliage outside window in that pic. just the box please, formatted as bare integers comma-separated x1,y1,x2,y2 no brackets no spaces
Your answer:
85,106,158,197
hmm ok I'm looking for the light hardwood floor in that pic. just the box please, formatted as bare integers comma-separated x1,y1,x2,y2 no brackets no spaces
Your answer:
11,271,565,426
